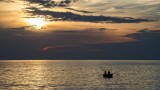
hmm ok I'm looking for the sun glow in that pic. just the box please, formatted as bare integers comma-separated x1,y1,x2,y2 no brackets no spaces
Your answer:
25,18,46,29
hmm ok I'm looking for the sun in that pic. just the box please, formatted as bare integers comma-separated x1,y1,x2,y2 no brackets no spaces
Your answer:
25,18,46,29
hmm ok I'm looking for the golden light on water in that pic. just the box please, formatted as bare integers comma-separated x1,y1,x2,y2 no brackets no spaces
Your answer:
25,18,46,29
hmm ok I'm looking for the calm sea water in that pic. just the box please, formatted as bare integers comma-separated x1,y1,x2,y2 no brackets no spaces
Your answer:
0,60,160,90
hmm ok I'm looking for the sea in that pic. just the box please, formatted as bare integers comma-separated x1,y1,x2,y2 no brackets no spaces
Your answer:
0,60,160,90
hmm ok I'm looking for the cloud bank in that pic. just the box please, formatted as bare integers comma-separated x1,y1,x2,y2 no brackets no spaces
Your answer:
25,7,153,23
0,27,160,60
27,0,78,7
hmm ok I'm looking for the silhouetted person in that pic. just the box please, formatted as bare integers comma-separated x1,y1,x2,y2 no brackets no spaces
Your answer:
108,71,110,74
104,71,107,75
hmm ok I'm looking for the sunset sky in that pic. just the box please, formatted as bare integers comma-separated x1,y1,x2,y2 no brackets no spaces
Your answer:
0,0,160,60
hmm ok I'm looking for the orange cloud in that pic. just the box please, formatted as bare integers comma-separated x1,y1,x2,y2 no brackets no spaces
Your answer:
40,45,80,51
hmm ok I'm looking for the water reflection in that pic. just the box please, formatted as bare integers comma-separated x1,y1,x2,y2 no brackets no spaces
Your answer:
0,60,160,90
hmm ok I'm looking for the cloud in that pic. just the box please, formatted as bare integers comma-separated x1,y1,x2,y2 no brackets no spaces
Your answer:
66,7,94,13
27,0,79,7
40,45,103,54
1,27,160,60
0,0,14,3
40,45,80,51
105,7,117,12
26,7,153,23
126,29,160,41
0,26,123,49
54,28,107,33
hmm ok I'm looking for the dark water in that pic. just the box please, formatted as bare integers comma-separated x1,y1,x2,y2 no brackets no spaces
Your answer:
0,60,160,90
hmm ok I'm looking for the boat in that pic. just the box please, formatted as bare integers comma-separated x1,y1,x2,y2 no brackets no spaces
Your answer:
103,71,113,78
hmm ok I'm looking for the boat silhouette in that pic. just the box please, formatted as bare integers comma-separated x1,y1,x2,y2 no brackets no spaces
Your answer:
103,71,113,78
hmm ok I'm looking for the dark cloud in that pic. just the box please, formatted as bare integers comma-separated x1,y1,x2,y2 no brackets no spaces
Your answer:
66,8,94,14
27,0,78,7
54,28,113,34
40,45,80,51
0,26,117,53
126,29,160,41
26,7,153,23
40,29,160,60
0,27,106,59
0,27,160,60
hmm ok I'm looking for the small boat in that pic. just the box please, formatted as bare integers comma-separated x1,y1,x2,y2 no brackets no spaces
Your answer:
103,71,113,78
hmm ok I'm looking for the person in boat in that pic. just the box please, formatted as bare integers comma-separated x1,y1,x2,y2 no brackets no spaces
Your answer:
108,71,110,74
104,71,107,75
103,71,113,78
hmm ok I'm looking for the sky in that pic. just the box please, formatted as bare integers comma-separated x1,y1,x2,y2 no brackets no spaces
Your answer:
0,0,160,60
